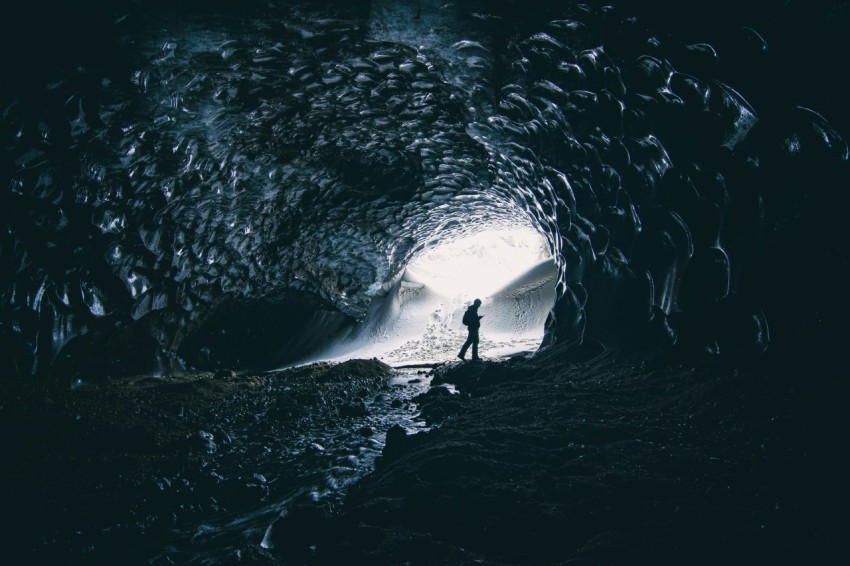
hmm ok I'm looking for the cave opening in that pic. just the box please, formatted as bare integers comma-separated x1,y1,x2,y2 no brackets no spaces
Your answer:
294,225,557,366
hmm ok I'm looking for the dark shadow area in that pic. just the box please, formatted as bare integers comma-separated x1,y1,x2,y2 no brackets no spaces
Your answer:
177,293,355,372
266,348,849,565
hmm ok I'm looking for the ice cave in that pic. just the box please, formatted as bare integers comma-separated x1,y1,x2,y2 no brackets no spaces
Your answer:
1,0,848,564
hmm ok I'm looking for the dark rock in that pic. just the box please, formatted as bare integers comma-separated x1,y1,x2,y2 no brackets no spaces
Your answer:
561,339,607,363
47,326,160,384
678,246,731,311
565,530,651,565
381,424,413,462
268,503,335,557
414,386,453,401
339,401,369,418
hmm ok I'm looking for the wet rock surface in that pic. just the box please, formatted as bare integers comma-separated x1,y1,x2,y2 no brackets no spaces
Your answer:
0,358,425,564
1,349,847,564
270,349,849,564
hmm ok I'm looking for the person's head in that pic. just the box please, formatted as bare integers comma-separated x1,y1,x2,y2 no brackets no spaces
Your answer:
473,298,481,307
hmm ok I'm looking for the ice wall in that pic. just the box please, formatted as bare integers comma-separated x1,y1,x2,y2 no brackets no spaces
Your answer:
2,1,847,380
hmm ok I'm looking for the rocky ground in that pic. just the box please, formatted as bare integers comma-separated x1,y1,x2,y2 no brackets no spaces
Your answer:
0,359,405,564
1,347,847,564
268,347,849,565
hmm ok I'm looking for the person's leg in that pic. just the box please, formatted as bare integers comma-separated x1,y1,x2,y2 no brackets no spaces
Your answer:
459,333,473,359
471,330,480,359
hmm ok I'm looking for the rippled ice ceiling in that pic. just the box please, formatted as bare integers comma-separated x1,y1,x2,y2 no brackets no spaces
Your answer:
2,0,848,379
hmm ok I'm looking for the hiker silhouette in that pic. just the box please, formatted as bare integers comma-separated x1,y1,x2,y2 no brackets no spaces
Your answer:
458,298,483,361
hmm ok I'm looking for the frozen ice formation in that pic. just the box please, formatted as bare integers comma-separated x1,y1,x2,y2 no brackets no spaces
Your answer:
1,2,847,379
299,229,558,365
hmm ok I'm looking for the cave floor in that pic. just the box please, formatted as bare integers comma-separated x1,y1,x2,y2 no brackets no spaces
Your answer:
308,351,850,565
1,352,847,564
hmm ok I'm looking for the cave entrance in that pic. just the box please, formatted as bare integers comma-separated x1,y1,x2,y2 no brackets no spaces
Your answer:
299,227,557,366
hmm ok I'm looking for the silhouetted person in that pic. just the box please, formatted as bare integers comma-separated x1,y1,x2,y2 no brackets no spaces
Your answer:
458,298,483,361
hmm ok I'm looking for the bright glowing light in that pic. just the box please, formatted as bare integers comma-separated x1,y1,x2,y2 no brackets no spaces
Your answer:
405,228,550,297
292,227,557,366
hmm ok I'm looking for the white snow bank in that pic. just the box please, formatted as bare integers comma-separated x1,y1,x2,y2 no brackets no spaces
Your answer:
292,229,557,366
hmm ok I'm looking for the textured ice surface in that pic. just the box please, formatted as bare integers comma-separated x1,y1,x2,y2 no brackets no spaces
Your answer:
2,1,847,377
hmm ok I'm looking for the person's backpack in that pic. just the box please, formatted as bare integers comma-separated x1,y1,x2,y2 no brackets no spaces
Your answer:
461,308,473,327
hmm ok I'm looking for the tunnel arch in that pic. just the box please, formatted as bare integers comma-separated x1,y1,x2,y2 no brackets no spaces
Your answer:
1,0,847,381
